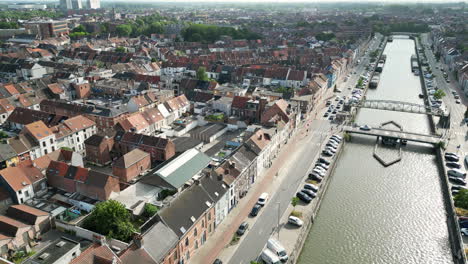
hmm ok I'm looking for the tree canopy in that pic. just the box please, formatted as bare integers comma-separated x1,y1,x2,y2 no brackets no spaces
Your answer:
181,24,261,43
0,21,19,29
315,32,336,42
82,200,137,242
455,189,468,210
196,67,209,81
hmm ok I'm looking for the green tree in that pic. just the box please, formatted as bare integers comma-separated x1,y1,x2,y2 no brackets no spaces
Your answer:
315,32,336,42
72,25,87,33
291,197,299,208
196,67,209,81
82,200,137,242
142,203,158,218
116,24,132,37
455,189,468,210
115,46,127,53
433,89,446,100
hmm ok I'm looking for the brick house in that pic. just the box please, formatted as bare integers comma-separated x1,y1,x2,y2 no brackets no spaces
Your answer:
84,134,114,166
6,204,51,234
46,161,120,201
114,132,175,162
260,99,290,126
230,96,267,123
157,181,216,264
112,149,151,183
73,83,91,99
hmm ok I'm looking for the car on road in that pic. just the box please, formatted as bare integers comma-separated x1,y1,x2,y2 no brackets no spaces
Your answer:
325,147,337,153
213,259,223,264
326,142,338,148
236,222,249,236
288,216,304,227
322,150,333,156
296,191,313,203
261,249,281,264
445,155,460,162
359,125,372,131
329,138,341,144
301,189,317,198
257,193,269,206
456,100,461,104
328,116,334,121
250,204,261,217
452,185,468,191
449,176,466,185
323,113,329,118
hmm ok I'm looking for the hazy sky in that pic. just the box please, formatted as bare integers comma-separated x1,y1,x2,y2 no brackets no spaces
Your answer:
102,0,467,3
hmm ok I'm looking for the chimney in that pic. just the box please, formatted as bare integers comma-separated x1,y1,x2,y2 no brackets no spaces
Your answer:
133,234,143,248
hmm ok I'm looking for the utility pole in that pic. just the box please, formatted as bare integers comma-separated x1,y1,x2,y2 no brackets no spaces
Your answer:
277,201,280,240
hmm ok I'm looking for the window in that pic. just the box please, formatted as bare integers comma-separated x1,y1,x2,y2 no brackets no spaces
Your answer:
195,240,199,249
25,191,29,197
18,190,22,194
185,238,189,246
52,146,55,152
44,149,48,155
50,138,53,144
174,251,178,260
77,137,80,143
42,141,46,147
201,220,204,228
194,228,197,237
208,212,211,221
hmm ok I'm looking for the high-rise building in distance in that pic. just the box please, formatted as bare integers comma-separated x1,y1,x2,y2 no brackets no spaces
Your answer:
87,0,100,9
72,0,82,9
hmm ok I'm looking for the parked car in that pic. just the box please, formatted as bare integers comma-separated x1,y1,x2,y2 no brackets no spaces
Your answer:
250,204,261,217
446,162,462,169
318,158,331,165
308,173,323,182
445,152,459,159
267,238,289,262
236,222,249,236
257,193,269,206
449,176,466,185
326,142,338,148
288,216,304,227
445,155,460,162
296,191,313,203
213,259,223,264
315,162,329,170
461,228,468,236
448,169,466,179
322,150,333,156
261,249,281,264
301,189,317,198
304,183,319,192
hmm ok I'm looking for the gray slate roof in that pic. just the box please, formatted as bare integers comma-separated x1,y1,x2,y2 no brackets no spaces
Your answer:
143,148,211,189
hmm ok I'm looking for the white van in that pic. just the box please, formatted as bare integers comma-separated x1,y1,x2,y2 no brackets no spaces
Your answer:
448,169,466,178
267,238,288,262
261,249,281,264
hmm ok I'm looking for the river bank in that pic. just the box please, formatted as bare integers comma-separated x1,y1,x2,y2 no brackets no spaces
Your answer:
296,36,454,264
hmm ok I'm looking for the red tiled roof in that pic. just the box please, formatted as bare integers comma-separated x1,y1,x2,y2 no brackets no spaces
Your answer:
231,96,250,109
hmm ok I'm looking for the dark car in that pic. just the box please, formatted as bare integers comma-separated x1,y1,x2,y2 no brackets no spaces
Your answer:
301,189,317,198
445,156,459,162
296,192,313,203
213,259,223,264
326,142,338,148
250,204,261,217
446,162,461,169
236,222,249,236
318,158,331,165
322,150,333,156
308,173,323,182
449,176,466,185
459,220,468,229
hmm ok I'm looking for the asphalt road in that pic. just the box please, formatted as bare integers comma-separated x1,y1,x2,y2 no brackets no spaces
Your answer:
227,36,383,264
228,119,331,264
420,34,467,155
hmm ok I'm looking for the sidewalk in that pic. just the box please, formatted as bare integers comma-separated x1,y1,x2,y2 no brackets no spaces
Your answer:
188,105,323,264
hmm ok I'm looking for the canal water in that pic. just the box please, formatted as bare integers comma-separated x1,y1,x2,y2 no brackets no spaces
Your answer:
298,37,454,264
